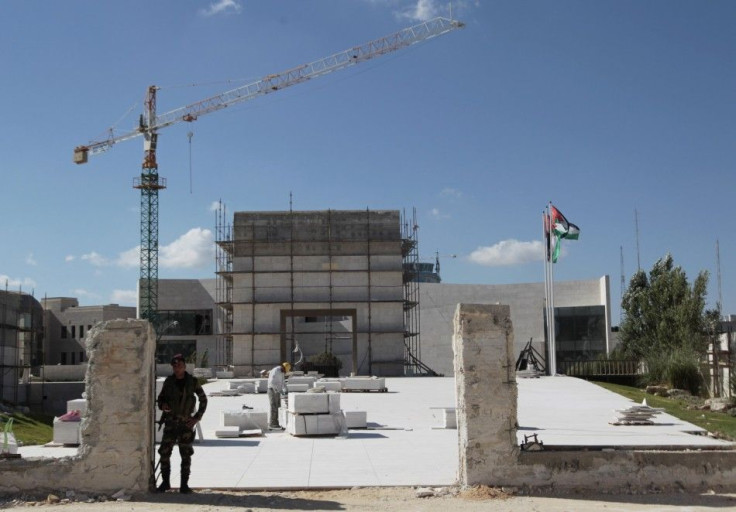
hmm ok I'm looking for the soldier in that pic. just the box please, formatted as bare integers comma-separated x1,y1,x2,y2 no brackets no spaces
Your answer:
156,354,208,493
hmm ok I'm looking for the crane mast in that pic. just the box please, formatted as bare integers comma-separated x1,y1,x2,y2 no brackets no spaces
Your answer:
74,16,463,325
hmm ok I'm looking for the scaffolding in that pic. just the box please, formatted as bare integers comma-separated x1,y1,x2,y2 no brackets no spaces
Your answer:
0,286,44,408
214,201,233,367
214,208,420,376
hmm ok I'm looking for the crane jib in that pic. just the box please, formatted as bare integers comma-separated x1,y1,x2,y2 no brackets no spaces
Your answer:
74,16,463,162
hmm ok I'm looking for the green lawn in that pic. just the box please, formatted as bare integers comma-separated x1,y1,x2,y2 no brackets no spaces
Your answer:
0,412,54,447
593,381,736,441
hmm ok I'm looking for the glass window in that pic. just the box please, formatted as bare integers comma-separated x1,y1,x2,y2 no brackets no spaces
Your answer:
71,325,76,338
61,326,67,339
546,306,606,362
156,310,213,336
61,352,67,365
80,325,84,338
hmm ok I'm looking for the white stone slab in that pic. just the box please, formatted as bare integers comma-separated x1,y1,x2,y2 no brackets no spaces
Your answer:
288,393,329,414
222,410,267,431
287,376,316,387
341,377,386,391
216,370,235,379
344,410,367,428
1,433,18,454
215,426,241,438
316,380,343,392
193,368,213,379
228,380,251,390
254,379,268,393
443,408,457,429
53,417,80,445
67,398,87,415
328,393,341,414
286,412,342,436
286,383,310,393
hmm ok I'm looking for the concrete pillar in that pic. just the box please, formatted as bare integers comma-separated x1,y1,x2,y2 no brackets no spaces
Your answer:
453,303,518,486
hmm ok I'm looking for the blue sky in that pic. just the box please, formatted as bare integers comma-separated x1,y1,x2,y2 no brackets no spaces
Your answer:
1,1,735,322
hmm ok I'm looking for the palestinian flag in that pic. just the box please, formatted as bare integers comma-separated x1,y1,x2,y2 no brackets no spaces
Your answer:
549,204,580,263
550,205,580,240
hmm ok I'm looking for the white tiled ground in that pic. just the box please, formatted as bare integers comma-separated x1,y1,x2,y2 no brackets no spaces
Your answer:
18,375,734,489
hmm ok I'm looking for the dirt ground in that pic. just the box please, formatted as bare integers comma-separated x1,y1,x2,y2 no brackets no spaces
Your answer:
3,486,736,511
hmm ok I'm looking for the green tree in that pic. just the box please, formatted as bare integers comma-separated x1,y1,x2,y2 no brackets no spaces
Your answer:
619,254,709,392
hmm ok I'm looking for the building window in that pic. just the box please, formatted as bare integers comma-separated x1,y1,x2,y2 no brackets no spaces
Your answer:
79,351,85,363
156,310,213,336
71,352,76,365
61,352,67,365
80,325,85,339
61,326,67,339
551,305,606,362
71,325,76,339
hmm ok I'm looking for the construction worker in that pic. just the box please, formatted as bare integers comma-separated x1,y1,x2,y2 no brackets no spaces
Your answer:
267,361,291,430
156,354,208,494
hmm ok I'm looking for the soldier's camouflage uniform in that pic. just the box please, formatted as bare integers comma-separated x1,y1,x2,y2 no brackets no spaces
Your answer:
157,372,207,488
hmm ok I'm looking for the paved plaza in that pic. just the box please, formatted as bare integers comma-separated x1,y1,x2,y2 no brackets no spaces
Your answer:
19,375,734,489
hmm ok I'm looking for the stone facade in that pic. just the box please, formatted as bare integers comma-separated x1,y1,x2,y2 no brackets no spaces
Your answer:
0,319,154,494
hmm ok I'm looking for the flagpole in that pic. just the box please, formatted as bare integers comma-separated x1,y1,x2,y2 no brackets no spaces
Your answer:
543,205,553,376
548,202,557,376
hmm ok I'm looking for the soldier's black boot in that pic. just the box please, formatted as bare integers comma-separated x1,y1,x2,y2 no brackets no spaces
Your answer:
180,472,192,494
157,469,171,492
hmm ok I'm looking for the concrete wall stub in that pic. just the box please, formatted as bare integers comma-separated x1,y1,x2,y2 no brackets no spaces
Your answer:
0,319,155,495
453,303,518,486
453,302,736,493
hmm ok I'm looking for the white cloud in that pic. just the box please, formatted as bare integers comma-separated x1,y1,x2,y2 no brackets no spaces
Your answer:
210,201,222,212
65,255,75,262
116,247,140,268
26,253,37,266
81,251,110,267
429,207,450,220
200,0,242,17
81,228,214,271
72,288,101,300
440,188,462,199
160,228,215,269
400,0,441,21
469,239,544,267
0,274,37,290
111,289,138,306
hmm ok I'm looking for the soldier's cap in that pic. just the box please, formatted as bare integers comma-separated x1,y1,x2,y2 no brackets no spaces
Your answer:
170,354,186,365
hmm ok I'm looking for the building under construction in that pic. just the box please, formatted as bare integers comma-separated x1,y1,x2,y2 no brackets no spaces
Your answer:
214,208,424,377
0,289,44,406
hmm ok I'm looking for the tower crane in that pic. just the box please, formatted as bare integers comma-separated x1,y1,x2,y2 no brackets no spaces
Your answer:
74,16,464,324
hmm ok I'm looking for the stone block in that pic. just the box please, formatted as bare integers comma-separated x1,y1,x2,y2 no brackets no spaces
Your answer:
193,368,213,379
342,377,385,391
215,426,241,438
1,433,18,454
254,379,268,393
286,412,342,436
287,376,316,387
222,410,267,431
67,398,87,415
344,410,367,428
286,383,310,393
316,379,343,392
216,370,235,379
444,408,457,429
53,417,80,445
288,393,329,414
